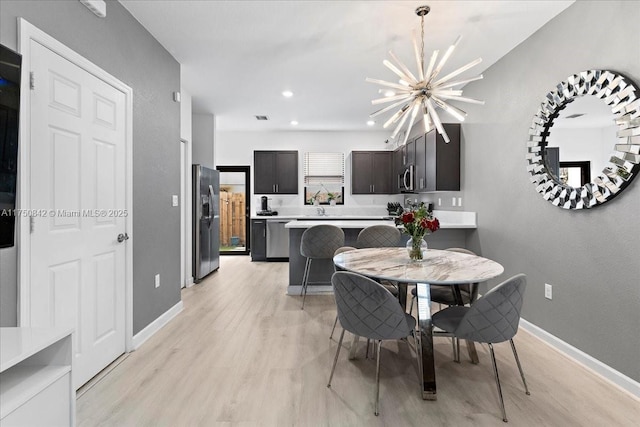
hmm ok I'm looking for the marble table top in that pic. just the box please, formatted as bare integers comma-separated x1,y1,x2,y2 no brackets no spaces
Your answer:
333,247,504,285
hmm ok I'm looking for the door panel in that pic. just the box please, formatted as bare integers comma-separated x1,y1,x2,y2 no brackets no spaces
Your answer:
29,41,126,388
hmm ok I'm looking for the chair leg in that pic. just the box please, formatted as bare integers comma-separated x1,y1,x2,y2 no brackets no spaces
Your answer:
375,340,382,416
409,294,415,316
327,329,346,388
510,339,530,395
488,343,508,423
301,258,311,310
452,337,461,363
329,315,339,339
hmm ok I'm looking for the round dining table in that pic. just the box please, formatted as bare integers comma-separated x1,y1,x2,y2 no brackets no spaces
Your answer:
333,247,504,400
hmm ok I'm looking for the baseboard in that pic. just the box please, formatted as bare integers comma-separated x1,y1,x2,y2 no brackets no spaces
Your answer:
185,277,195,288
131,300,183,350
520,318,640,400
287,285,333,295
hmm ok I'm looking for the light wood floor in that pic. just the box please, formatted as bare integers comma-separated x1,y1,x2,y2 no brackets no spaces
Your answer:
77,256,640,426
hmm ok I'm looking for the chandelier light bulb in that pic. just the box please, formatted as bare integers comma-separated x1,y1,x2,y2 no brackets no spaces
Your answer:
367,4,484,144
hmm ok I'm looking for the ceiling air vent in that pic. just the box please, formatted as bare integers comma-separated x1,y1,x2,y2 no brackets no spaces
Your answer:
255,115,269,121
566,113,585,119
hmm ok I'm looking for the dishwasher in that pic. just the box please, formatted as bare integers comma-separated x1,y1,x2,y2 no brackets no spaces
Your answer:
266,219,290,259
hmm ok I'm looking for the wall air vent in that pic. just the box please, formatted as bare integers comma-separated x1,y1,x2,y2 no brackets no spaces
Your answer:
255,115,269,121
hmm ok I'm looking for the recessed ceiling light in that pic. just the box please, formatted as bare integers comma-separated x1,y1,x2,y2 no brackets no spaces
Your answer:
290,120,299,126
282,90,294,98
367,120,375,126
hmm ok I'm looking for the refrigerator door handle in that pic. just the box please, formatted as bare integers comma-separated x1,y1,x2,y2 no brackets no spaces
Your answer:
208,184,215,225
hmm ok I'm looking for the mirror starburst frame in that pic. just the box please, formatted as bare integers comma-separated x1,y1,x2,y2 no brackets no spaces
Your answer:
527,70,640,209
367,5,484,145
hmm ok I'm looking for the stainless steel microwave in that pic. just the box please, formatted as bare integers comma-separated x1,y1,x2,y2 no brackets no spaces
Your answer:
399,165,414,193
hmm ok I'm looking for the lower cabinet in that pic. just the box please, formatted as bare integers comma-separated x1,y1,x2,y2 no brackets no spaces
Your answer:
251,219,267,261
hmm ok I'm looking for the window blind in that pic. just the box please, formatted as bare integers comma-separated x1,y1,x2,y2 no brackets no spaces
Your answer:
304,152,344,184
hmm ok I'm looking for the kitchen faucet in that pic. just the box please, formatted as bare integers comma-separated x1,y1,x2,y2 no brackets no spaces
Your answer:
316,206,326,216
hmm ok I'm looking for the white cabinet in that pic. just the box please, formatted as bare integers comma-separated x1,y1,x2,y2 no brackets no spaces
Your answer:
0,328,74,426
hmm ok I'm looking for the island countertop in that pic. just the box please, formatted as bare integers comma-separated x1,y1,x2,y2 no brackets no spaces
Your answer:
284,220,396,229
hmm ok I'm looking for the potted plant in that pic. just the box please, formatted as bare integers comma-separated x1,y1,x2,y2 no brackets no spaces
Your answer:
327,192,340,206
308,189,320,205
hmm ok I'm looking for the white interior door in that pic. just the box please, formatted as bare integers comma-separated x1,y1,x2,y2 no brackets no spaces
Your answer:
28,40,127,388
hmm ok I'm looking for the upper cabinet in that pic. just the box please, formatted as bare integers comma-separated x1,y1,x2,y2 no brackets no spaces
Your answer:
351,151,393,194
421,123,461,192
394,123,461,193
254,150,299,194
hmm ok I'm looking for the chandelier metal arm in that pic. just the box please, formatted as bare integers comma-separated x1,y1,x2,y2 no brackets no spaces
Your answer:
370,97,416,118
434,58,483,86
371,93,414,105
383,60,417,85
388,51,418,83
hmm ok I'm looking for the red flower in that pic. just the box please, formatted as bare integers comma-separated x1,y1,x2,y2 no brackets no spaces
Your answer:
426,218,440,232
401,211,414,224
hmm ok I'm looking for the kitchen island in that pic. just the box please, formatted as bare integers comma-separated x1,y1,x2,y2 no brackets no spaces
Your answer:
284,211,477,295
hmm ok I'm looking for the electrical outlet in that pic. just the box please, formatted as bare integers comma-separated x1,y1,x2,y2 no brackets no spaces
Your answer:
458,197,462,206
452,197,457,207
438,198,442,206
155,274,160,288
172,195,179,207
544,283,552,300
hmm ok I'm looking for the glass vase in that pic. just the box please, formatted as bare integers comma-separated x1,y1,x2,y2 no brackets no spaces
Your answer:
406,236,428,261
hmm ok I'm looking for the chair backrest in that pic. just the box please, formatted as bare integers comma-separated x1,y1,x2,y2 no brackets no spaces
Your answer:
356,225,401,248
445,247,479,301
300,224,345,259
334,246,357,272
331,271,412,340
454,274,527,344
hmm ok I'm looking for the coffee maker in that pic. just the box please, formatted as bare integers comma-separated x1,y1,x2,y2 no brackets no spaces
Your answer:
257,196,277,216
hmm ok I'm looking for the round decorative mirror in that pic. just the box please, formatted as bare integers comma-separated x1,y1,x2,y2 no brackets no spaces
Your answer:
527,70,640,209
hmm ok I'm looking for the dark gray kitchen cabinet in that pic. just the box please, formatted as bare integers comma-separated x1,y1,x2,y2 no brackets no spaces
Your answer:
351,151,393,194
414,133,427,191
251,219,266,261
393,147,404,193
404,137,416,166
423,123,461,192
254,150,298,194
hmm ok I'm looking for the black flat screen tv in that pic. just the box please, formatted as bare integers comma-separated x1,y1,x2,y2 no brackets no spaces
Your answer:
0,44,21,248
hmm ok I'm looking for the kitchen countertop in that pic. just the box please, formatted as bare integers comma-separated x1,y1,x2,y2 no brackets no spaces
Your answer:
254,210,477,229
285,219,396,229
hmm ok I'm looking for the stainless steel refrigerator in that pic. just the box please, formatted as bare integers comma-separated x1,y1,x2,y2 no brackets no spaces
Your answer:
193,165,220,282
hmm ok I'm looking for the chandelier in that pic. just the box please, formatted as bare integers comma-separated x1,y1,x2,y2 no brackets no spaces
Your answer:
367,5,484,144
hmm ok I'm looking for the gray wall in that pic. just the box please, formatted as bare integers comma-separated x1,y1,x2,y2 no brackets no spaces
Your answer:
462,0,639,381
0,0,182,334
192,113,215,168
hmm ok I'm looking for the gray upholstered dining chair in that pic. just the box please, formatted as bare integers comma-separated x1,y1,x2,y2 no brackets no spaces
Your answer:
330,246,357,339
356,225,401,297
300,224,345,310
327,271,419,416
356,225,401,249
432,273,530,423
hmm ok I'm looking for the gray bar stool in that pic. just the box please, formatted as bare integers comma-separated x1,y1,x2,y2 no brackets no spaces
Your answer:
300,224,345,310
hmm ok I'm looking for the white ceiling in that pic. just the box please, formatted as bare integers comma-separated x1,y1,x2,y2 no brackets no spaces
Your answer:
119,0,574,132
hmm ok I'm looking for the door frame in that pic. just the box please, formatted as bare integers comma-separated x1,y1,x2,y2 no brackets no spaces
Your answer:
216,165,251,255
17,19,134,352
180,138,193,288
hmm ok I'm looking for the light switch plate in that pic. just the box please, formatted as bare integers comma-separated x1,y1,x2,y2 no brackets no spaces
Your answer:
172,195,179,207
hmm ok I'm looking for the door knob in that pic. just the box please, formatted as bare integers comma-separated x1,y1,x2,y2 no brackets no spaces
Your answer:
117,233,130,243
